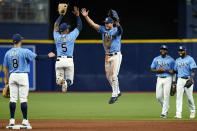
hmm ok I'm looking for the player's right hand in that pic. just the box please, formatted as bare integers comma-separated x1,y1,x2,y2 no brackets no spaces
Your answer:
48,52,56,58
157,68,166,73
81,8,89,17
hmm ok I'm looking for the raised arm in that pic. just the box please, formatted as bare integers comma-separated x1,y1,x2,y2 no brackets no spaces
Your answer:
114,21,123,36
72,6,82,32
81,8,100,31
54,15,64,32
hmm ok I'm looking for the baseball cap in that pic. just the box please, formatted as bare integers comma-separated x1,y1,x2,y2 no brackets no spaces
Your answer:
12,33,23,44
104,17,114,23
59,23,71,32
160,45,168,50
178,46,186,51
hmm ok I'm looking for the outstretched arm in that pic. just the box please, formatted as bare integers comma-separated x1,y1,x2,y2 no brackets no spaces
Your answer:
54,15,64,32
114,21,123,35
35,52,56,61
72,6,82,32
81,8,100,31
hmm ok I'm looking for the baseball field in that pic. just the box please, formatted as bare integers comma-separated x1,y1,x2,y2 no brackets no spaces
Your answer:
0,92,197,131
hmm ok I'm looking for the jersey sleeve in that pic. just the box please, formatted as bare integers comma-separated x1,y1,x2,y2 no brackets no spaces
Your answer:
53,31,60,41
151,58,157,69
3,53,8,67
174,60,178,71
190,57,197,69
25,49,37,62
69,28,80,41
170,58,175,69
97,25,105,34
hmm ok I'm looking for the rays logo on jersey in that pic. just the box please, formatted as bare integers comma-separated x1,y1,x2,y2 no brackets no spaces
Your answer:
177,62,189,68
104,32,113,41
157,61,170,68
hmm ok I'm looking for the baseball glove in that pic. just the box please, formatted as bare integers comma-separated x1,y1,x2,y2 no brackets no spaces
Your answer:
170,82,176,96
2,84,10,98
58,3,68,16
108,9,119,22
184,78,193,88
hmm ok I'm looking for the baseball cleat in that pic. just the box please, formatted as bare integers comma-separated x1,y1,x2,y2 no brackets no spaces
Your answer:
8,118,15,126
190,112,195,119
108,97,117,104
118,93,122,98
22,119,30,126
174,115,182,119
160,114,166,118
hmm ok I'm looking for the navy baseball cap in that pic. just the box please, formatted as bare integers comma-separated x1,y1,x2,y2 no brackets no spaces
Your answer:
160,45,168,50
12,34,23,44
178,46,186,51
104,17,114,23
59,23,71,32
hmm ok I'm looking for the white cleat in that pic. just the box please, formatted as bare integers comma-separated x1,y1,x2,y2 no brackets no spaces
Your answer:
190,112,195,119
8,118,15,126
174,115,182,119
22,119,30,126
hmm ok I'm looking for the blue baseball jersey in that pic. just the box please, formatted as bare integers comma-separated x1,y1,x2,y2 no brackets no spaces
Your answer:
53,28,79,56
151,55,175,77
174,55,197,77
98,26,121,54
3,47,37,73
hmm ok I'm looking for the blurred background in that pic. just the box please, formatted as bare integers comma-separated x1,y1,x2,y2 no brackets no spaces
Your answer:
0,0,197,92
0,0,195,39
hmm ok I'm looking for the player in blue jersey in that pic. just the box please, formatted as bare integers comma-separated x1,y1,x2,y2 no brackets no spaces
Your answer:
3,34,55,127
53,6,82,92
81,8,123,104
151,45,175,118
174,46,196,119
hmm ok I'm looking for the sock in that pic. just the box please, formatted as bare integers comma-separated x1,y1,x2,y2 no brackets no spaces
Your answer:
21,102,27,120
66,79,71,87
9,102,16,119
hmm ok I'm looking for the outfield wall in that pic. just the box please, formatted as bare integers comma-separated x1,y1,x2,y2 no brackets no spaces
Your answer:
1,39,197,92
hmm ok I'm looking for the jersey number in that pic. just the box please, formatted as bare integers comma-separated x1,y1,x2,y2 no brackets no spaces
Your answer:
12,59,18,68
62,44,67,52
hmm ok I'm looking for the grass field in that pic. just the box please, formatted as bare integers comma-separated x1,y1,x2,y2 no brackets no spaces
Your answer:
0,92,197,120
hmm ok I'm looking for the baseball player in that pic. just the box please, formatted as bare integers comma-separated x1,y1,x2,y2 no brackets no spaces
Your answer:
151,45,175,118
81,8,123,104
174,46,196,119
53,6,82,92
3,34,55,126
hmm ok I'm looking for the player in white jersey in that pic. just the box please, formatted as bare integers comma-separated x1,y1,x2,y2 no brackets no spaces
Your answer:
3,34,55,127
151,45,175,118
81,8,123,104
53,6,82,92
174,46,197,119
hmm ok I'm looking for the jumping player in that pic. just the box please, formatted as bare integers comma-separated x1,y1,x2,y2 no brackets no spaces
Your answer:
53,6,82,92
81,8,123,104
174,46,196,119
3,34,55,126
151,45,175,118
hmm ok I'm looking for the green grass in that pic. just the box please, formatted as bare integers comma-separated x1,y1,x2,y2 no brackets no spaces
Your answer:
0,92,197,120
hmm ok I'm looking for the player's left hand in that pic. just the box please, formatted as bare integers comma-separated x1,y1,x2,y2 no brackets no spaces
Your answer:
48,52,56,58
81,8,89,17
72,6,79,16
